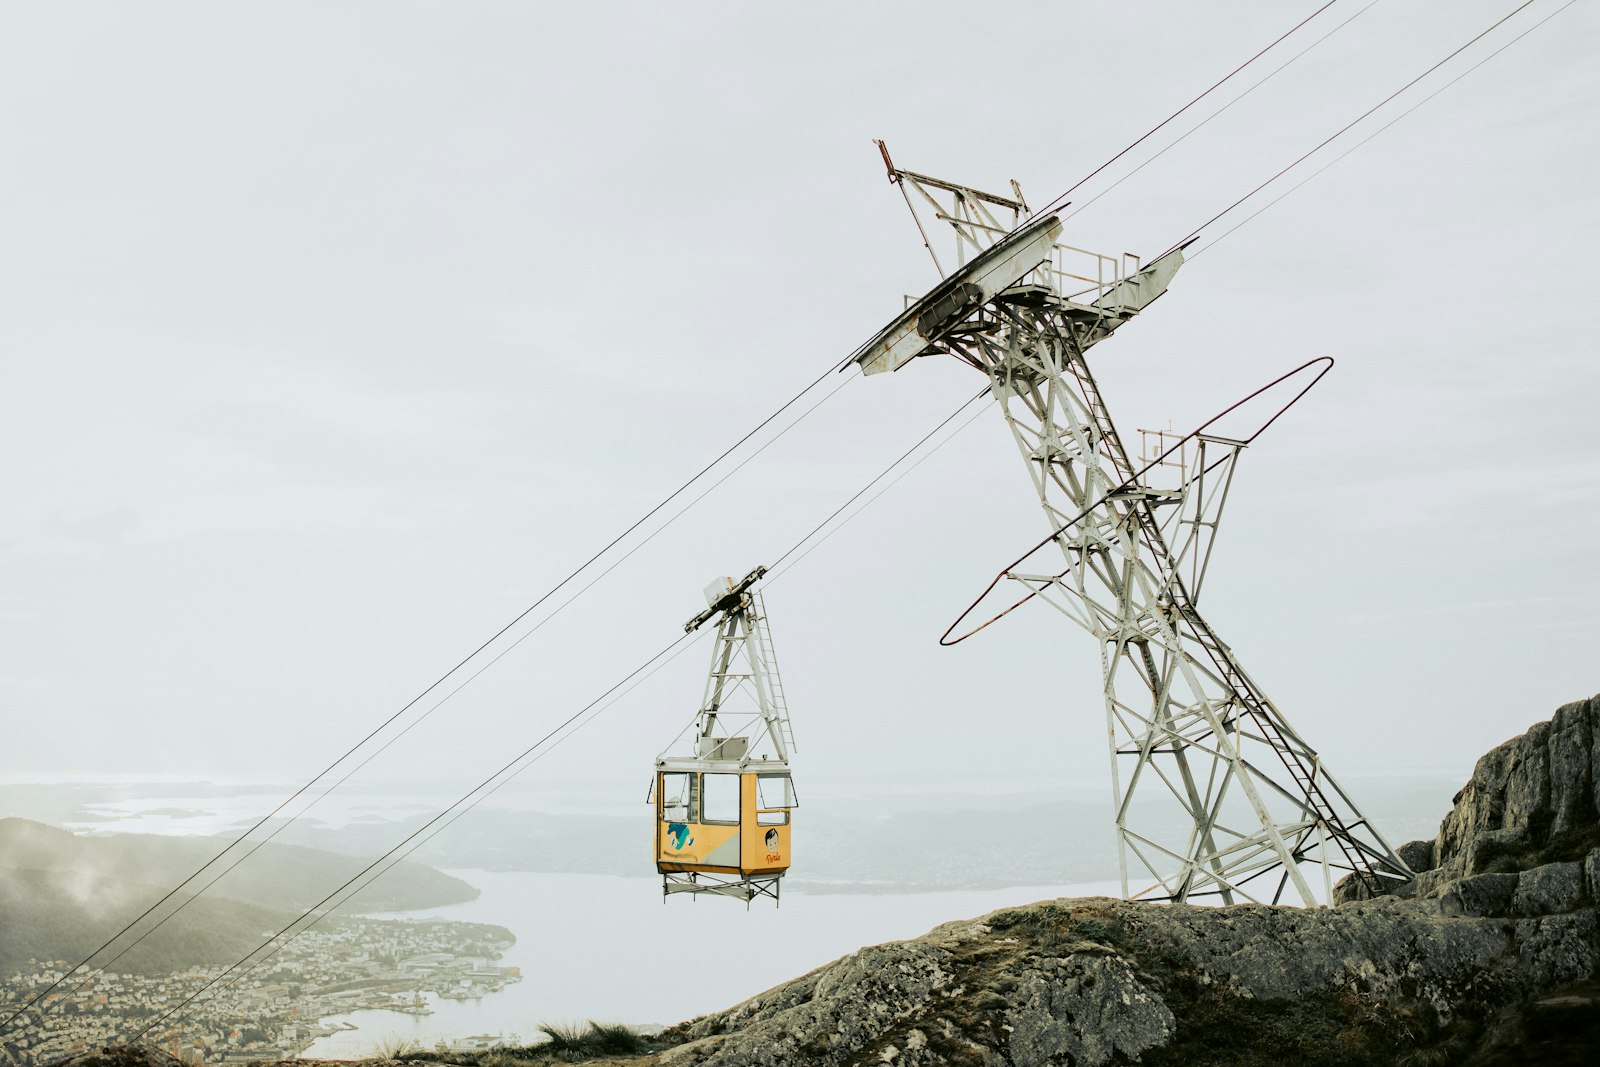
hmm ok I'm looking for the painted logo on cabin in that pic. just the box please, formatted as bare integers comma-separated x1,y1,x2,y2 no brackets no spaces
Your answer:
764,829,779,850
667,822,694,850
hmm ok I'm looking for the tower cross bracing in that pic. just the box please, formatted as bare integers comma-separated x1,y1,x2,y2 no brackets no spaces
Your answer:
856,152,1410,905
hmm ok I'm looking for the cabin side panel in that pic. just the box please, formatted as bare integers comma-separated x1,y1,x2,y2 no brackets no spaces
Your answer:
739,773,791,874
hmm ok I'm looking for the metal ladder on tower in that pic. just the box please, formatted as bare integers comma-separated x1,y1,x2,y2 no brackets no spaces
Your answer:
750,592,797,756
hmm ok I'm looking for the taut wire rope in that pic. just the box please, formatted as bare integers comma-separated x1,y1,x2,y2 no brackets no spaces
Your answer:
0,359,858,1037
127,383,1001,1045
29,0,1550,1037
1164,0,1545,255
1191,0,1579,257
1030,0,1345,219
1059,0,1385,225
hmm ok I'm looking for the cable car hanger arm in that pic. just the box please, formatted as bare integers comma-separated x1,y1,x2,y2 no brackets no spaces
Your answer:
684,564,768,633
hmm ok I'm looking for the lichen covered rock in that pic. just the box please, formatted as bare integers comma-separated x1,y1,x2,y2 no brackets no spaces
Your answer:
1002,954,1174,1067
1434,694,1600,882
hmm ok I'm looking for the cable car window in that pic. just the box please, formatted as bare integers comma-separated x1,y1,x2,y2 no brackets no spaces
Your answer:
660,772,693,823
757,809,788,826
701,773,739,825
756,774,795,809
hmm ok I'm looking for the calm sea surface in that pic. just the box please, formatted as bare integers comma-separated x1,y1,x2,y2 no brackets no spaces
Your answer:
299,869,1119,1057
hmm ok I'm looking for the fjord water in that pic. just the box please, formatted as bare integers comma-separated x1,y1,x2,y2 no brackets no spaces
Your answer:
298,869,1119,1057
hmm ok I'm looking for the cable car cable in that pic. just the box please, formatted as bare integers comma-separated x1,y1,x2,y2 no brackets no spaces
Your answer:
768,388,991,573
0,359,862,1040
21,23,1363,1022
20,4,1441,1035
158,8,1577,1009
1162,0,1544,257
1059,0,1386,226
1190,0,1577,258
108,3,1556,1009
127,626,700,1046
32,0,1540,1023
1030,0,1345,220
767,397,996,584
125,384,997,1047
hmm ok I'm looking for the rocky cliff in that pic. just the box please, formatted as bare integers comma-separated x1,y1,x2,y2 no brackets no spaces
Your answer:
1335,691,1600,920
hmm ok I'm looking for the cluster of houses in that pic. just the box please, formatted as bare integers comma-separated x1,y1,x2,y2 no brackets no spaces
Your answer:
0,919,519,1065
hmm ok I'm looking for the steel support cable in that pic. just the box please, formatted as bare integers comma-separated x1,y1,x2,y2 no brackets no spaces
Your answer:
2,359,865,1038
1029,0,1345,220
7,374,870,1040
26,3,1460,1033
768,387,991,572
28,369,864,1036
71,2,1527,1033
126,626,701,1046
134,624,720,1050
1163,0,1545,255
123,387,996,1047
1059,0,1386,226
653,392,992,758
767,396,995,583
1191,0,1579,257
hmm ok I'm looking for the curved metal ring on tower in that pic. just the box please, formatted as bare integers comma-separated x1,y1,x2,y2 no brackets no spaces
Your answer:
940,356,1334,647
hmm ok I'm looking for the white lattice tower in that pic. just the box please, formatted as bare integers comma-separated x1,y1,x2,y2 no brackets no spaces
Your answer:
857,149,1410,904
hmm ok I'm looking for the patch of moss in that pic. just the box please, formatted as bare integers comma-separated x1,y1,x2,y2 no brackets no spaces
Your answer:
1542,820,1600,865
1491,981,1600,1067
987,903,1126,952
1132,957,1485,1067
1475,812,1600,874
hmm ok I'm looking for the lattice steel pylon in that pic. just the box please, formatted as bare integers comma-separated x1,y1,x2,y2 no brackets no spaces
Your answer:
853,144,1410,905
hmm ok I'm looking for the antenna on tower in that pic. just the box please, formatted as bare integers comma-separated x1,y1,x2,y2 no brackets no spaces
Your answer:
853,143,1410,906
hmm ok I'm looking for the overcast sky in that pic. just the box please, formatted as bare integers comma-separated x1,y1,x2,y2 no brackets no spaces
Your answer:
3,2,1596,814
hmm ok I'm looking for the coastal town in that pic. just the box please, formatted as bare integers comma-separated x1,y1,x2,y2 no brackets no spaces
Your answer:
0,917,518,1066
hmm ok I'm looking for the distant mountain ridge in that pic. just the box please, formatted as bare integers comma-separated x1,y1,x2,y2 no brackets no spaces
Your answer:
0,817,476,914
0,866,291,977
0,817,478,976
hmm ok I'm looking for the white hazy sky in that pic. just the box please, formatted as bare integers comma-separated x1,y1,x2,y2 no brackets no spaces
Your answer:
3,2,1596,808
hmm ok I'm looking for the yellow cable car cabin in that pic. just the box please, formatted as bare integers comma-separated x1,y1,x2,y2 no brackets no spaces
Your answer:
653,568,798,904
654,753,796,901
